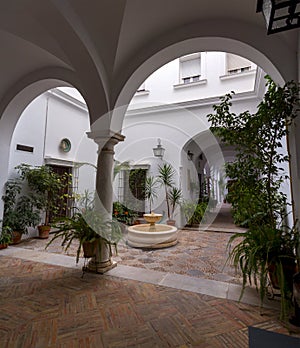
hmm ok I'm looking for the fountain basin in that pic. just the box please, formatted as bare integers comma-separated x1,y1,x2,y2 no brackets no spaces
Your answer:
143,213,162,225
127,224,178,249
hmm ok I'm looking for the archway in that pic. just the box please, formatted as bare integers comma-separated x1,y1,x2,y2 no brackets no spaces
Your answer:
113,36,299,220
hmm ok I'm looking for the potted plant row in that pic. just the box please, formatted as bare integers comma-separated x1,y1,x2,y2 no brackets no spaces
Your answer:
1,164,72,242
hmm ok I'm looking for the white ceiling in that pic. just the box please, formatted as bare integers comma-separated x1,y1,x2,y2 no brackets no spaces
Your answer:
0,0,298,119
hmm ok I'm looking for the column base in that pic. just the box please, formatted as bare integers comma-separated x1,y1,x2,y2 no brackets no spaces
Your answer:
83,258,117,274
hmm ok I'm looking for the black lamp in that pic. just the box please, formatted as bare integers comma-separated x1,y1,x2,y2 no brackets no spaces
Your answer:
257,0,300,34
153,138,165,158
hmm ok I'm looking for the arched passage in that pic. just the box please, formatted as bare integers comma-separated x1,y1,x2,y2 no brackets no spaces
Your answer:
0,67,107,219
112,35,287,150
113,35,300,220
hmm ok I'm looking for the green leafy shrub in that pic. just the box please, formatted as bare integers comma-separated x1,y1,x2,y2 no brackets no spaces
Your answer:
208,76,300,321
182,201,208,225
1,179,40,234
112,201,138,225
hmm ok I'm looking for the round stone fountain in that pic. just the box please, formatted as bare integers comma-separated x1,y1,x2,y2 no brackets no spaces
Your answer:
127,212,178,248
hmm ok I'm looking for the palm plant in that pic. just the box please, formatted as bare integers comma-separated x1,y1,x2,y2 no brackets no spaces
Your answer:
158,163,175,220
144,176,159,213
168,186,182,220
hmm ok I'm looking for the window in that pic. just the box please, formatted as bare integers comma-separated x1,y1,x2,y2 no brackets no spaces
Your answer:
226,53,252,75
179,53,201,84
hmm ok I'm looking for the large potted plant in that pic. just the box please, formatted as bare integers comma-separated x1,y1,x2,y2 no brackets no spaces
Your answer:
47,193,123,271
208,76,300,321
16,164,71,239
1,179,40,243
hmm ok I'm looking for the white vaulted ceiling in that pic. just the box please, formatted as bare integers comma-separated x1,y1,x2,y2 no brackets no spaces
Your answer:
0,0,298,122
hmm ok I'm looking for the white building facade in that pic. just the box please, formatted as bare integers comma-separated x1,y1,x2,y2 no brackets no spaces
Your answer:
8,51,272,229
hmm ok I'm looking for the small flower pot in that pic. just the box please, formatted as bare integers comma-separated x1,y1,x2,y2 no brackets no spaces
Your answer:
166,219,176,226
38,225,51,239
0,243,8,250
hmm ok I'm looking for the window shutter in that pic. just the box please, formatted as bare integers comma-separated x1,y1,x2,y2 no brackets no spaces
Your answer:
227,54,251,71
181,57,201,78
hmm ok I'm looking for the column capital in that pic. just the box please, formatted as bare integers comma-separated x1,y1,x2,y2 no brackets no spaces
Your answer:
87,130,125,148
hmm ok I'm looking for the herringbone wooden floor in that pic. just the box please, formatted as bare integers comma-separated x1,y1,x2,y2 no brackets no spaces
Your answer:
0,254,296,348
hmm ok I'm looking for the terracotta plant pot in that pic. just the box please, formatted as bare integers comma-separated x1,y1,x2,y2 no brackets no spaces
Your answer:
268,259,297,290
38,225,51,239
167,219,176,226
11,231,22,245
0,243,8,250
82,240,97,258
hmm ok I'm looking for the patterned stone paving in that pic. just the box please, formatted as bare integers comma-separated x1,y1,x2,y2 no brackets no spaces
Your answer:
12,203,244,284
15,229,243,285
0,254,298,348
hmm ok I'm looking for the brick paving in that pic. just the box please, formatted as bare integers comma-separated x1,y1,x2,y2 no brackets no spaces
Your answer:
2,204,300,346
0,254,297,348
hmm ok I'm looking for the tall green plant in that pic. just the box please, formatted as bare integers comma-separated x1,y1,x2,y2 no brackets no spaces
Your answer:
208,76,300,320
208,77,299,227
144,176,159,213
1,179,40,234
158,163,175,220
16,164,71,225
168,186,182,220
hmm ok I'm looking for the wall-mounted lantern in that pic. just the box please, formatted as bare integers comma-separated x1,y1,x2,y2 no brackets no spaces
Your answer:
153,138,165,158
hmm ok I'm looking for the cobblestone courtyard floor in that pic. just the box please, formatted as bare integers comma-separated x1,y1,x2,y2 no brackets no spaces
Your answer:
17,228,243,285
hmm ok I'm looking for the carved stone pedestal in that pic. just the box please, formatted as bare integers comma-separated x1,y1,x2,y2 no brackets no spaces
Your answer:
82,238,117,274
83,259,117,274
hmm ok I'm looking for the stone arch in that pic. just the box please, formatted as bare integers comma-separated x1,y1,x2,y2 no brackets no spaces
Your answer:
115,37,286,114
0,67,102,218
112,16,297,131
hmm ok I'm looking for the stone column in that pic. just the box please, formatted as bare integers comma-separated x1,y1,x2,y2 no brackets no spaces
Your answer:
85,131,125,273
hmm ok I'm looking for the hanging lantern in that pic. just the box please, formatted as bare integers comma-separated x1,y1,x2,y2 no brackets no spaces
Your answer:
256,0,300,34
